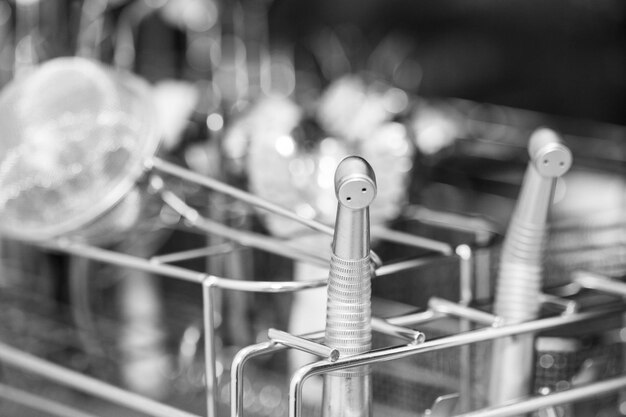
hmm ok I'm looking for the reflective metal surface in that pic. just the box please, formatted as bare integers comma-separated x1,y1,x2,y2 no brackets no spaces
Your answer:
322,156,376,417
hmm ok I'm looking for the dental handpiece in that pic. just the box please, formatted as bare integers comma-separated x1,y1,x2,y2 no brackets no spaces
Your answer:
322,156,376,417
489,128,572,406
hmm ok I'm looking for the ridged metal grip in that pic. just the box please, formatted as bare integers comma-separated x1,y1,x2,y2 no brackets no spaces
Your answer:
490,129,572,407
323,156,375,417
325,254,372,376
493,220,545,323
494,128,571,324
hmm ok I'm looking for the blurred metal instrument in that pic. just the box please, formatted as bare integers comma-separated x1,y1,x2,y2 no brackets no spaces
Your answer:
322,156,376,417
489,128,573,407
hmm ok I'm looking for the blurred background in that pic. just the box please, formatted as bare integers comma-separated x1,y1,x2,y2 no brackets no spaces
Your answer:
0,0,624,416
2,0,624,121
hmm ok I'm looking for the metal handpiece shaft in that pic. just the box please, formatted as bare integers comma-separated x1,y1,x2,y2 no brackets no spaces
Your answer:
490,128,572,408
322,156,377,417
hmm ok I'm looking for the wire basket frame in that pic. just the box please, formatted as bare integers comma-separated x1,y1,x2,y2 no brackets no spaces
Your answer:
232,281,626,417
1,93,624,417
4,197,626,417
0,189,494,417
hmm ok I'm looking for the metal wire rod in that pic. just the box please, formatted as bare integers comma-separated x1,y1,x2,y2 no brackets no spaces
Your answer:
268,328,339,361
0,383,100,417
153,158,456,256
371,225,453,255
573,270,626,297
454,375,626,417
46,239,207,283
538,293,579,314
40,239,450,417
231,331,325,417
150,242,236,264
384,310,446,327
288,304,626,417
44,239,446,293
403,205,500,241
152,157,336,236
161,190,329,266
375,254,453,277
0,342,202,417
429,297,499,326
231,341,281,417
370,317,426,344
203,279,219,417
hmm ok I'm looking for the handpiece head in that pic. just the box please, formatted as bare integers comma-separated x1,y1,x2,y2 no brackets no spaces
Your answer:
528,128,572,178
334,156,377,210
